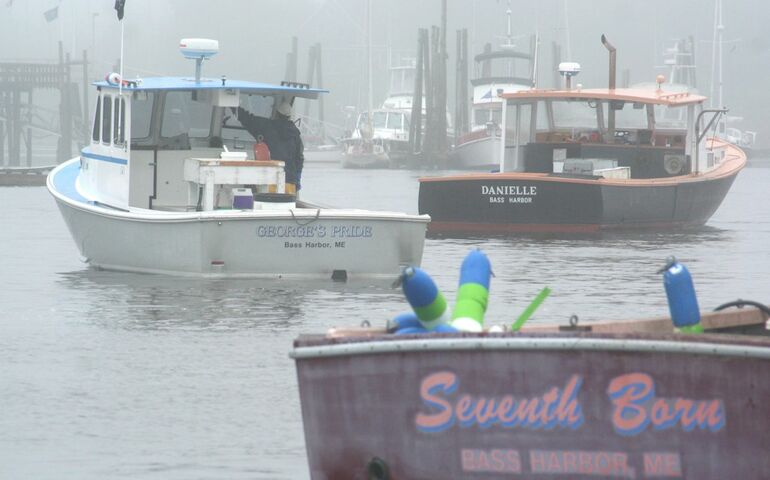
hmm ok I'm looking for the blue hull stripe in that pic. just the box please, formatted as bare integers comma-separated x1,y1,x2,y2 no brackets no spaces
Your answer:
82,151,128,165
53,161,90,204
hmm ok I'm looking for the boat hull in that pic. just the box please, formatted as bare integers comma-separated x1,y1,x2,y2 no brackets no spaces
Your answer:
419,166,742,235
48,159,428,277
293,331,770,479
340,152,391,169
450,134,500,171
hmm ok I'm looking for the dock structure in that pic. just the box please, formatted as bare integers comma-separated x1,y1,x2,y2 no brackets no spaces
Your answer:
454,28,469,145
283,38,337,148
408,0,450,168
303,42,326,144
0,43,89,185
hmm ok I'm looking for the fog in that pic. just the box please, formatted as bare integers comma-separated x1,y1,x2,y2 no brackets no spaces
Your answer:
2,0,768,145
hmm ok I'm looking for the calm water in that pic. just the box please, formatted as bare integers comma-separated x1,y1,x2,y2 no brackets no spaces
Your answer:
1,161,768,479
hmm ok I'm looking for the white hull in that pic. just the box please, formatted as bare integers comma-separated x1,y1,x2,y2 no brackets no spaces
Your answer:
304,147,343,164
449,135,500,171
340,152,391,169
48,159,428,278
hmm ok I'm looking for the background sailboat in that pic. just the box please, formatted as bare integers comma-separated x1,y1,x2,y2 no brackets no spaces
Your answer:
341,0,393,169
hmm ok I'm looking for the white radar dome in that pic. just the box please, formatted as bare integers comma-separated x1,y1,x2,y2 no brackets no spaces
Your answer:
558,62,581,77
179,38,219,60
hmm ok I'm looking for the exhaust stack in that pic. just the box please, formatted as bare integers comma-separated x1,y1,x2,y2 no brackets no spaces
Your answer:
601,34,617,140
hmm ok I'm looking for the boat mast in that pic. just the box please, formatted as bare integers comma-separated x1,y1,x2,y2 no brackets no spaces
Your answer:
710,0,724,110
366,0,373,142
563,0,572,61
505,0,513,77
506,0,513,47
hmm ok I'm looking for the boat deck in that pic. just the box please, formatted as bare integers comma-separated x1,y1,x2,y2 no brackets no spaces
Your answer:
294,305,770,352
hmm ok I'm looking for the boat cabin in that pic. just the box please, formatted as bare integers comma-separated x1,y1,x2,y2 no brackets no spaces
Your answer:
468,37,537,128
498,88,727,179
352,109,411,142
80,76,324,212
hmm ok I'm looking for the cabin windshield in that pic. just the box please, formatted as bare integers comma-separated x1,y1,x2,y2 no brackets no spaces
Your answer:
654,104,688,128
161,90,213,139
601,101,650,129
386,112,409,130
130,91,155,141
485,58,526,79
358,111,389,130
551,100,600,129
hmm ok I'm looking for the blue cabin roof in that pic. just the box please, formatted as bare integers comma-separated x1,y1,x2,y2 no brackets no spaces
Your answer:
93,76,327,99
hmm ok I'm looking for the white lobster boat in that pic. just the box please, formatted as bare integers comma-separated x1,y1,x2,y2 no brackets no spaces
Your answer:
47,39,429,278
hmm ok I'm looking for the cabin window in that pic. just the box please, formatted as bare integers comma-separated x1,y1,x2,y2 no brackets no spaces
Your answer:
160,90,212,139
102,94,113,145
602,101,649,129
503,101,533,147
130,91,154,140
114,97,126,145
533,100,550,131
92,96,101,142
655,104,687,129
371,112,387,129
386,113,403,130
486,58,522,79
473,108,502,127
551,100,601,129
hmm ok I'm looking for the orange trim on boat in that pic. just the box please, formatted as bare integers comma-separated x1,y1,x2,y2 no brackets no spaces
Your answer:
501,87,707,106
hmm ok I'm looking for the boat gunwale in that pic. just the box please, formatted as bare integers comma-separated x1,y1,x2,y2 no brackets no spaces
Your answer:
47,159,430,224
290,332,770,361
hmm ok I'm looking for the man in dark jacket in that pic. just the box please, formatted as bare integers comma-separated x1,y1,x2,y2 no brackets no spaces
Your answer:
236,98,304,194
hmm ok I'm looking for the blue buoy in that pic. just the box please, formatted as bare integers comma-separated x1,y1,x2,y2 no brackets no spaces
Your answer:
398,267,451,330
658,256,703,333
395,326,429,335
386,312,423,333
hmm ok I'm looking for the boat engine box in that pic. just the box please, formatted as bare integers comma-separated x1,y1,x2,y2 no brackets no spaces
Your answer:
563,158,618,175
563,159,595,175
232,188,254,209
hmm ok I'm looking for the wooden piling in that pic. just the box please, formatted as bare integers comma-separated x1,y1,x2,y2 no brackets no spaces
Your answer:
454,28,469,145
409,28,427,156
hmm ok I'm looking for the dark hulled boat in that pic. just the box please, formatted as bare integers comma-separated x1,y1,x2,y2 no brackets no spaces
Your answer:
292,305,770,479
420,74,746,235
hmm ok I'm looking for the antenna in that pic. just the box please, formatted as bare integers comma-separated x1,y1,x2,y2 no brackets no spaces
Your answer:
506,0,513,47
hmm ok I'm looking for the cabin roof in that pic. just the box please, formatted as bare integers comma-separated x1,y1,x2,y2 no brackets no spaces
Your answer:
475,50,533,63
93,76,327,99
501,87,707,106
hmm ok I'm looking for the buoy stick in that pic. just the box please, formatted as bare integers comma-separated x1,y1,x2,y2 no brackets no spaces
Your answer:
511,287,551,331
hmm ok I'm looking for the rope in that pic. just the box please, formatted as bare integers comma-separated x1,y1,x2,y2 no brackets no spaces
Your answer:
290,208,321,226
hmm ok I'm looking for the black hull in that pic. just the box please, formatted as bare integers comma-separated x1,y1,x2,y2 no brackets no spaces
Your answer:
418,173,740,235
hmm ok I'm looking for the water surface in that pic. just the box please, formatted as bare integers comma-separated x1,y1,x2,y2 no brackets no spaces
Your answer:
0,161,768,479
